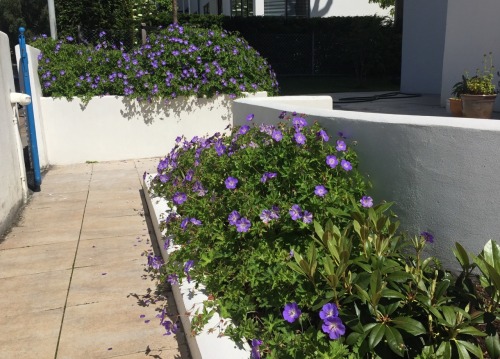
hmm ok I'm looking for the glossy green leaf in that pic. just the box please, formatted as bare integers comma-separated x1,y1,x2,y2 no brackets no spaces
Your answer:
441,306,457,327
454,242,470,268
458,326,487,337
485,332,500,359
456,340,484,359
392,317,426,336
368,323,385,349
384,326,405,357
436,341,452,359
434,279,450,301
454,340,472,359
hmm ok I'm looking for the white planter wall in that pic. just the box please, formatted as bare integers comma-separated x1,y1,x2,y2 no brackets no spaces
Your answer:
233,96,500,272
40,95,229,165
40,93,266,165
0,32,28,236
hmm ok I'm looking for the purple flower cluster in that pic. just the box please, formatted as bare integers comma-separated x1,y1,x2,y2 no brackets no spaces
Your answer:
420,231,434,243
289,204,313,224
227,210,251,232
147,254,164,270
320,303,345,340
259,206,280,224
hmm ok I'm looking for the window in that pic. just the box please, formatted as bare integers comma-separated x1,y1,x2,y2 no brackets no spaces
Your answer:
231,0,254,17
264,0,309,17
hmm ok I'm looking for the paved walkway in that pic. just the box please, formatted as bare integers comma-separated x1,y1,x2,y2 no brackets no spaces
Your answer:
0,159,190,359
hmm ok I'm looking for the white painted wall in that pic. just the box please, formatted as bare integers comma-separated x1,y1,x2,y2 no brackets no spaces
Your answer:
0,32,28,236
314,0,391,17
15,44,49,168
401,0,500,110
400,0,448,95
440,0,500,110
233,96,500,271
40,93,266,165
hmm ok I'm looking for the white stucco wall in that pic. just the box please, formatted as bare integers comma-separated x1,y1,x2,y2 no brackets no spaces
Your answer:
0,32,27,236
233,96,500,271
40,93,266,165
402,0,500,111
312,0,391,17
400,0,448,95
15,44,49,168
440,0,500,110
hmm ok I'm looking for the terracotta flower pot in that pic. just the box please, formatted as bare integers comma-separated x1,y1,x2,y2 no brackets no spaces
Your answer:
461,94,497,119
448,98,463,117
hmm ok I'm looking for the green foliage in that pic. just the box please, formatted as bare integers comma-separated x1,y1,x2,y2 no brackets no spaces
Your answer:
55,0,135,46
462,53,498,96
147,115,496,358
31,24,278,104
150,114,367,358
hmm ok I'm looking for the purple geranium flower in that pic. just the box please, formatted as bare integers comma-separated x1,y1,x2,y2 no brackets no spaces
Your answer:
326,155,339,168
225,176,238,190
239,125,250,135
184,260,194,283
289,204,302,221
302,211,313,224
235,218,251,232
317,129,329,142
180,217,189,230
336,140,347,151
260,172,277,183
341,159,352,171
147,254,164,270
271,129,283,142
228,210,241,225
314,185,328,197
292,117,308,129
420,231,434,243
294,132,306,145
246,113,255,122
283,302,301,323
251,339,263,359
360,196,373,208
172,192,187,205
260,209,273,224
322,317,346,340
190,218,202,226
319,303,339,321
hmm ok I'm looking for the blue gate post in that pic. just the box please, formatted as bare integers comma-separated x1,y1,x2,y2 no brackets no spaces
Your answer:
18,27,41,191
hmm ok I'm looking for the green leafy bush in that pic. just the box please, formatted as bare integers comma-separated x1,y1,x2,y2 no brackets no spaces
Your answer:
31,24,278,103
147,115,499,358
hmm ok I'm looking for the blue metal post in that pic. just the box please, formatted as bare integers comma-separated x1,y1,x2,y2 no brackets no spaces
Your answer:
19,27,41,191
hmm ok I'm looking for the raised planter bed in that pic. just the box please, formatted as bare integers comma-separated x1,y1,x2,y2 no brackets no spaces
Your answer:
142,174,251,359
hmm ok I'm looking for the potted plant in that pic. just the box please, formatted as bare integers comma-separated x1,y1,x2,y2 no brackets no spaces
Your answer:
461,53,498,119
449,75,466,117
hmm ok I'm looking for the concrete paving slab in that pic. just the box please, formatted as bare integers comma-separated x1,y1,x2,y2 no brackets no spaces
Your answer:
0,241,77,278
92,160,138,172
27,191,89,208
74,235,151,268
0,269,70,316
67,259,152,306
0,308,63,359
57,299,186,359
80,214,148,240
0,226,81,249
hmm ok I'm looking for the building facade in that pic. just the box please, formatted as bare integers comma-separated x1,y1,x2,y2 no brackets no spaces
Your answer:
178,0,390,18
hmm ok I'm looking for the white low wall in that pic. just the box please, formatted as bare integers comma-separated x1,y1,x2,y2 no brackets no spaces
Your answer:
233,96,500,271
40,93,266,165
0,32,27,236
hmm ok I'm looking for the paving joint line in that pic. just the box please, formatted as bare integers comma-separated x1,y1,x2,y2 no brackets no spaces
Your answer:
53,164,94,359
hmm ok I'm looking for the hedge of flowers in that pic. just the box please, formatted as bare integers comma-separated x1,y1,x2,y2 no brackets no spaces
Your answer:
31,24,279,104
147,114,500,358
